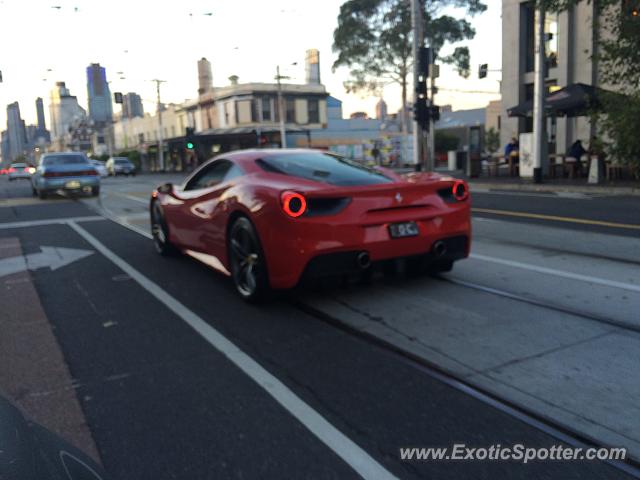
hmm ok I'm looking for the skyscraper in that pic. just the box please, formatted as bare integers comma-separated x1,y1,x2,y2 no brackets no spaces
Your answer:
36,97,46,131
34,97,50,143
86,63,113,125
49,82,86,140
122,92,144,119
375,98,388,121
6,102,27,161
305,49,321,85
198,57,213,94
1,130,10,164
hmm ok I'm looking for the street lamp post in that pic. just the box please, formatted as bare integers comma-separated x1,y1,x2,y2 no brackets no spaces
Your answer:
152,79,166,171
276,65,287,149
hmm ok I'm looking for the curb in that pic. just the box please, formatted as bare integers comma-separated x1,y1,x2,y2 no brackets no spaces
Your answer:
468,182,640,197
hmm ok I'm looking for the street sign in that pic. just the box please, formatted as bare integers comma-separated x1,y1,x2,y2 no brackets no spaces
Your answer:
0,246,93,278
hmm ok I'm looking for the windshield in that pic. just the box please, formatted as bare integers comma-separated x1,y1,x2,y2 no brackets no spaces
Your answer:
42,155,89,166
115,159,131,164
258,152,392,186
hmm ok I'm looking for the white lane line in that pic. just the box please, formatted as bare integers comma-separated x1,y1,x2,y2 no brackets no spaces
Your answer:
66,221,397,480
0,216,105,230
122,194,149,205
471,253,640,294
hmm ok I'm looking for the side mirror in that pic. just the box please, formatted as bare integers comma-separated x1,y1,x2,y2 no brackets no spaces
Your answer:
157,183,173,194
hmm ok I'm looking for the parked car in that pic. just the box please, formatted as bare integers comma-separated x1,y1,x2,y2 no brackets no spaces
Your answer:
90,159,109,177
150,149,471,302
8,162,35,181
31,152,100,199
106,157,136,176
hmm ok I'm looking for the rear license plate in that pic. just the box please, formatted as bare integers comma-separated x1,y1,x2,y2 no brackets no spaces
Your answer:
388,221,419,238
65,180,81,189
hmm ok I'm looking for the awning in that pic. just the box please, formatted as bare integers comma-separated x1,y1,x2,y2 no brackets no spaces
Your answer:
546,83,601,117
507,100,533,118
507,83,614,118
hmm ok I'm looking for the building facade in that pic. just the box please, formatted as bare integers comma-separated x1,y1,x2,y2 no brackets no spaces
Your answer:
86,63,113,125
122,92,144,119
198,57,213,94
501,0,609,157
6,102,27,162
49,82,86,140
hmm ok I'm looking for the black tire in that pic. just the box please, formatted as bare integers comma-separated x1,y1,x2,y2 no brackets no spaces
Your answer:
228,216,269,302
91,186,100,197
150,201,179,256
38,189,47,199
8,178,13,182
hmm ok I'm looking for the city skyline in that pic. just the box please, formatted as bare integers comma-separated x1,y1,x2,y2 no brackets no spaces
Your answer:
0,0,501,129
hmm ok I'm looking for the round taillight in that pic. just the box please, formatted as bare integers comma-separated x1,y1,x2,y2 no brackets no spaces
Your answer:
452,180,468,201
281,191,307,218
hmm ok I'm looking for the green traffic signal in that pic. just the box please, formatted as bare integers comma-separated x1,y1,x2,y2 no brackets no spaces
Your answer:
186,142,194,149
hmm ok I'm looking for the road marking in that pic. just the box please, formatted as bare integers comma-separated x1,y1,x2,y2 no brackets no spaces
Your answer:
0,216,105,230
472,208,640,230
0,246,93,278
67,221,397,480
121,193,149,205
470,253,640,293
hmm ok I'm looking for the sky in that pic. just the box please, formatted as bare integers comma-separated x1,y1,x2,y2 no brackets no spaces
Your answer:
0,0,502,130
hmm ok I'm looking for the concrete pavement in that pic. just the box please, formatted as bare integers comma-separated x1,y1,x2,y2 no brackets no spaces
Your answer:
0,175,638,479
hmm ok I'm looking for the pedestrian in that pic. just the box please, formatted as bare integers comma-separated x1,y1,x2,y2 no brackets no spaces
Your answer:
567,139,587,176
504,137,519,160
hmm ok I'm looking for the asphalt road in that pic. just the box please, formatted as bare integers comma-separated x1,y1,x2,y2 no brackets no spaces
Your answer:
1,175,638,480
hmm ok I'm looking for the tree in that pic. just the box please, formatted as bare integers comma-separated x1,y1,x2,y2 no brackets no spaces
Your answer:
541,0,640,177
484,127,500,154
332,0,487,133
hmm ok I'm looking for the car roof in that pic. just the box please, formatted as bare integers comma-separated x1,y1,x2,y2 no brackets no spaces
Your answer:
215,148,327,171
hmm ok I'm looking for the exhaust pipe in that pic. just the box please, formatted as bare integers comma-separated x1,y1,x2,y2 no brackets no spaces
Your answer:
432,241,447,258
356,251,371,269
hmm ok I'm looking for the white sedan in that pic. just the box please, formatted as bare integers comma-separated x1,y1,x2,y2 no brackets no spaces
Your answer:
8,163,35,181
90,160,108,178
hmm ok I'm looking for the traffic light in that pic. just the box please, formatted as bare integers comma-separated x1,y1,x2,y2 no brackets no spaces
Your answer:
624,0,639,16
430,105,441,123
478,64,488,79
413,100,428,128
418,47,431,78
185,127,196,150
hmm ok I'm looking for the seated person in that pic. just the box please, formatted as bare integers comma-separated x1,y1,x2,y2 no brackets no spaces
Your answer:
504,137,519,163
567,139,587,175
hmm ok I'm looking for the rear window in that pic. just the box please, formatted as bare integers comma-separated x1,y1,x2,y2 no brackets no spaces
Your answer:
257,152,392,186
42,155,89,166
10,163,27,168
115,158,131,164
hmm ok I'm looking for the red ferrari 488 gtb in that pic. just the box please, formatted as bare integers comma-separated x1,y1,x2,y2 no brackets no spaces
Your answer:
150,149,471,301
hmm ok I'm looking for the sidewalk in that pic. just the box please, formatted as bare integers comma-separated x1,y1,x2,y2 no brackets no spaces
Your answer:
468,176,640,197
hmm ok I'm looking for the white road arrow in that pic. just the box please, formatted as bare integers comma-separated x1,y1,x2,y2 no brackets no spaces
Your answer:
0,246,94,278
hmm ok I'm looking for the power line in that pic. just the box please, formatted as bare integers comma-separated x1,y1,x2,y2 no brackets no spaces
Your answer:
438,88,500,95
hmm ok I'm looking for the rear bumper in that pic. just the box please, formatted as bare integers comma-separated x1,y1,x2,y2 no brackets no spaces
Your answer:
300,235,468,281
8,173,31,180
260,205,471,289
36,176,100,192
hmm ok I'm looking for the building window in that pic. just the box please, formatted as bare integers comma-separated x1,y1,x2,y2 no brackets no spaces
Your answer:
224,102,231,125
522,2,535,73
497,115,501,131
262,97,272,121
286,98,295,123
308,98,319,123
545,13,559,70
171,126,176,138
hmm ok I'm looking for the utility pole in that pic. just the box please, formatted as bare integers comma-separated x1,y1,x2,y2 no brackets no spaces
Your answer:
532,5,546,183
411,0,425,168
276,66,287,149
153,79,166,171
427,52,436,171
